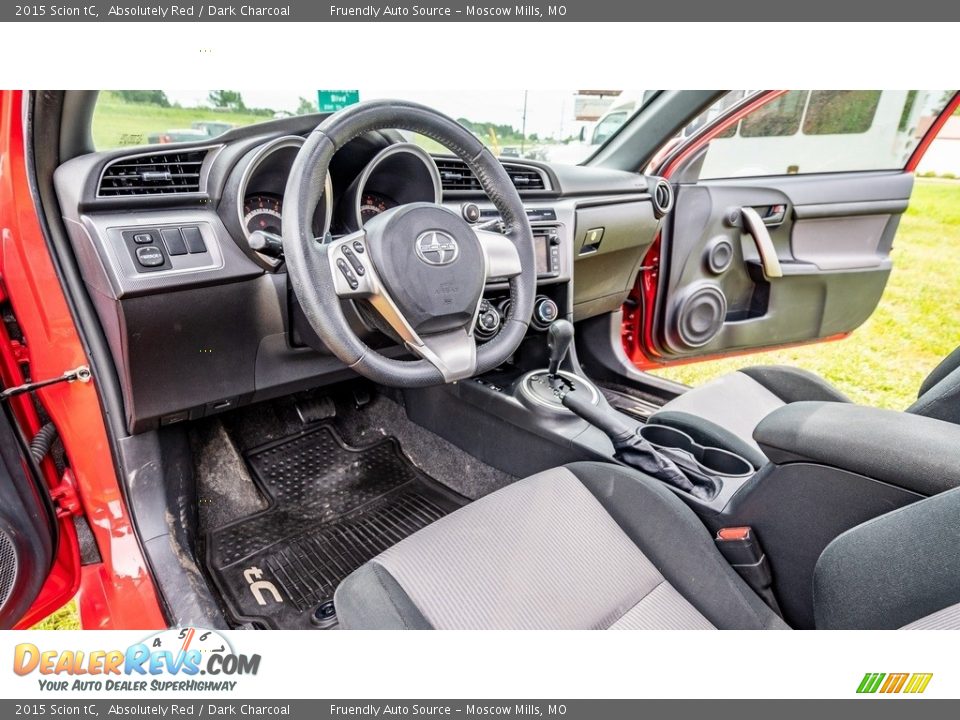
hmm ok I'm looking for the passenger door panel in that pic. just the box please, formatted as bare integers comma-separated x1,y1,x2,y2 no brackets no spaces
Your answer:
653,171,911,358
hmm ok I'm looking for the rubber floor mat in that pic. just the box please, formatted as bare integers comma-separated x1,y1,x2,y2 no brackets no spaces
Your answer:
205,424,465,629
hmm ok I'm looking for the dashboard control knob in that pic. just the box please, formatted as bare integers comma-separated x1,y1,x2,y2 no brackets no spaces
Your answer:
461,203,481,224
474,300,502,341
533,296,559,329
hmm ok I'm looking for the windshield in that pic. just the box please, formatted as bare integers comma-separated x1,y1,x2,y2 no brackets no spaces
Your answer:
92,89,650,165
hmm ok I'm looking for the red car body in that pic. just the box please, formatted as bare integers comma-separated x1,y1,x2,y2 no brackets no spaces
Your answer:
1,90,164,629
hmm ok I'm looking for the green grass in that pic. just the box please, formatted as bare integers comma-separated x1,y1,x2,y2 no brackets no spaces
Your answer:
651,178,960,410
92,93,275,149
91,94,542,158
30,180,960,630
31,599,79,630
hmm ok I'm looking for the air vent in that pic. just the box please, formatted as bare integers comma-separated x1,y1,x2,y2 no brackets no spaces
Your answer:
651,178,674,218
98,149,209,197
435,158,482,191
506,165,546,190
436,157,548,193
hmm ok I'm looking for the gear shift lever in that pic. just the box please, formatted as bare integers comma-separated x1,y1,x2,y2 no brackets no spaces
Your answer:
546,319,574,378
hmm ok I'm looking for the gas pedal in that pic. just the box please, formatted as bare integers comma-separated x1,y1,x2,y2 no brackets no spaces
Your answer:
295,395,336,424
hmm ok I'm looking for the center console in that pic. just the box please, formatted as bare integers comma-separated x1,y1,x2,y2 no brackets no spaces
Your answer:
403,308,960,629
461,203,569,344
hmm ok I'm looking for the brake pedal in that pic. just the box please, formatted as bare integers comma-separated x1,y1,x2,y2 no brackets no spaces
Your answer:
295,395,336,424
352,386,372,408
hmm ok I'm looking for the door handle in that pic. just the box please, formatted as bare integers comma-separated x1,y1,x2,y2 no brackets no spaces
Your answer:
740,207,783,279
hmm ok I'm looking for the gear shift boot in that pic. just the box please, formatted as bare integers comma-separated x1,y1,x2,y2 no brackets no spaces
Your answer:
561,389,723,500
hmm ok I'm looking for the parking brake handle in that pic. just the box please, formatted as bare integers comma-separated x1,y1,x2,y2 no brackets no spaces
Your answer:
561,389,717,499
561,389,636,444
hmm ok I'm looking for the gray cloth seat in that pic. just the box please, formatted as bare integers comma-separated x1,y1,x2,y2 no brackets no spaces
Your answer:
334,463,960,630
335,462,786,630
648,351,960,467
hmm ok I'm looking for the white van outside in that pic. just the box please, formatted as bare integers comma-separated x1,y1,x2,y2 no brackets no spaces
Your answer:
697,90,936,179
577,91,938,178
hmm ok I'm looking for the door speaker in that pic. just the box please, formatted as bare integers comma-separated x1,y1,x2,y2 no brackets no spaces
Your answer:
0,528,17,613
704,236,735,274
673,283,727,349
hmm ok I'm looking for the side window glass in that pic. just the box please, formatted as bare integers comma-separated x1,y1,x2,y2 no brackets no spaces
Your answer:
740,91,808,137
592,112,628,144
681,90,954,180
803,91,881,135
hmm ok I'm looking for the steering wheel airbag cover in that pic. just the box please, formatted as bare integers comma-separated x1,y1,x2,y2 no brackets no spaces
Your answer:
365,203,484,335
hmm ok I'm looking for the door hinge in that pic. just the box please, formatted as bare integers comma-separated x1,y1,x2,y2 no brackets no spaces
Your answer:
50,469,83,518
0,365,91,402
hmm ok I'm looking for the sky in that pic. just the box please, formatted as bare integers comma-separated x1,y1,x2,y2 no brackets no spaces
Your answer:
164,89,644,139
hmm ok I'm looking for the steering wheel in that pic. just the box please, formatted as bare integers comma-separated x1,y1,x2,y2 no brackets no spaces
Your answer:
281,100,537,387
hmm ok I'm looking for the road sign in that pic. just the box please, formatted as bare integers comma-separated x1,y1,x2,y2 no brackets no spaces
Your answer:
574,94,617,121
317,90,360,112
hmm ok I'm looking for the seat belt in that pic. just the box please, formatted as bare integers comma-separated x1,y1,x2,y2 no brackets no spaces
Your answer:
715,526,783,616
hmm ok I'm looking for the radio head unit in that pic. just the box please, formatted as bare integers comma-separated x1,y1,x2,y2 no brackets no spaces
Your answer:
477,207,561,280
533,227,561,278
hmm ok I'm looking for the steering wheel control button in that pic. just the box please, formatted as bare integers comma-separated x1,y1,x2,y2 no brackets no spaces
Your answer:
341,245,366,275
135,245,165,268
160,227,188,256
181,226,207,254
352,240,365,254
336,258,359,290
461,203,481,223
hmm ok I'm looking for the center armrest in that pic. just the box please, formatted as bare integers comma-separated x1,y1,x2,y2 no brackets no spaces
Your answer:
754,401,960,496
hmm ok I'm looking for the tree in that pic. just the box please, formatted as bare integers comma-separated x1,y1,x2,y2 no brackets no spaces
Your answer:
208,90,245,111
455,117,522,140
296,96,317,115
115,90,169,107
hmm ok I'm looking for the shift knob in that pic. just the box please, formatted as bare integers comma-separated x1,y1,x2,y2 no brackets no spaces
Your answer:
546,319,574,377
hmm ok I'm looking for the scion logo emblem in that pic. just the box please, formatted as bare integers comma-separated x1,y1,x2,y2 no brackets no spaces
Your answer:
415,230,459,266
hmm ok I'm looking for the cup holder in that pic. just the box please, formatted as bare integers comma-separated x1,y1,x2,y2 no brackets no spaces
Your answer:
638,424,754,479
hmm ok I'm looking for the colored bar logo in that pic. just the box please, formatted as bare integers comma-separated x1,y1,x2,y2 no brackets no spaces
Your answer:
857,672,933,694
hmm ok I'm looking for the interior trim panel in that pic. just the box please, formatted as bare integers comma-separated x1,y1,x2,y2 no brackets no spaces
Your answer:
53,121,666,433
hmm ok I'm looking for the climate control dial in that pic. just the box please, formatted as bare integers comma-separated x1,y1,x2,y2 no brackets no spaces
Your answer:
532,296,559,331
474,299,502,341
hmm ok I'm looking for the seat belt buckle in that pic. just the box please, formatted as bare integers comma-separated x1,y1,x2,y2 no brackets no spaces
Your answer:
715,526,782,615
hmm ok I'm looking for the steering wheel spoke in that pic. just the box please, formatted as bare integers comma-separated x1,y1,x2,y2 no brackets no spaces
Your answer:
326,228,477,381
475,228,522,281
411,327,477,383
327,229,420,344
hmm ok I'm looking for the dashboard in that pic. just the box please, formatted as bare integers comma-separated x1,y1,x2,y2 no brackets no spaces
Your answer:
52,114,666,433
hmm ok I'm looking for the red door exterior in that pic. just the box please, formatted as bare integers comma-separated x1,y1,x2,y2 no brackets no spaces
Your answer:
0,90,165,629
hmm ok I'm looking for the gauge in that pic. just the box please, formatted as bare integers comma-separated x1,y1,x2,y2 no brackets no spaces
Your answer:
359,192,396,225
141,627,234,656
243,194,283,236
